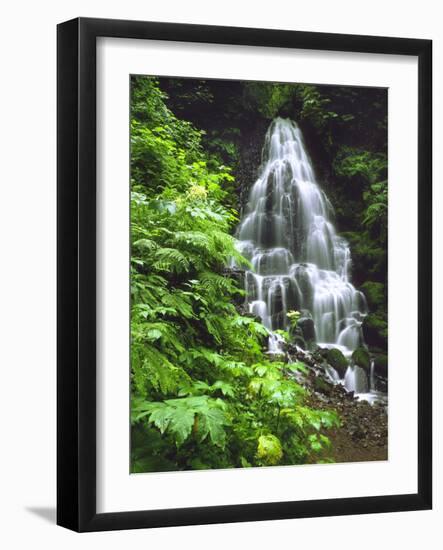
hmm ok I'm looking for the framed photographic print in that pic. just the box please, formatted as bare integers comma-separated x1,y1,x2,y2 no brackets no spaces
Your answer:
57,17,432,531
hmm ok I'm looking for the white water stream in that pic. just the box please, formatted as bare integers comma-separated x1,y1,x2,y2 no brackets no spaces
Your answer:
235,118,378,397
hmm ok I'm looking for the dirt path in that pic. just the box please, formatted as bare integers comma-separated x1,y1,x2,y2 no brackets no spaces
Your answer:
328,426,387,463
305,381,388,464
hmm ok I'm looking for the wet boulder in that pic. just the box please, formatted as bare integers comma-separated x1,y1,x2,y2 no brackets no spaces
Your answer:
223,266,245,286
323,347,349,378
288,324,307,350
373,352,388,379
268,284,285,329
244,272,259,301
297,312,316,344
313,376,333,396
292,265,314,309
352,346,371,373
264,168,276,214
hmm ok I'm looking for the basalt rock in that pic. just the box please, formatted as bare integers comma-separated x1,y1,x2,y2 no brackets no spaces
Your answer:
352,346,371,373
313,375,333,396
223,266,245,288
288,323,306,350
320,347,349,378
373,352,388,378
297,310,317,345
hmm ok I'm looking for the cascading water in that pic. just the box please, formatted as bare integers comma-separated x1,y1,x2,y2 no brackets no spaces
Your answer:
235,118,371,395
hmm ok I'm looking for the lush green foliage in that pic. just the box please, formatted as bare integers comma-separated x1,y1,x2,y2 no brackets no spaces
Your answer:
242,82,296,119
130,77,339,472
286,310,301,330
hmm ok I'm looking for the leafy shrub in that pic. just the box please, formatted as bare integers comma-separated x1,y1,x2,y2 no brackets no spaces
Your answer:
257,434,283,465
361,281,385,310
130,76,339,472
242,82,297,119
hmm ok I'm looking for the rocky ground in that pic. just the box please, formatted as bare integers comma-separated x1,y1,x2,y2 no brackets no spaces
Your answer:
288,347,388,464
227,281,389,464
307,386,388,463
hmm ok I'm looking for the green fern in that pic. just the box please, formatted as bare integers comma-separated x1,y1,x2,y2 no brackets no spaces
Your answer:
129,75,340,472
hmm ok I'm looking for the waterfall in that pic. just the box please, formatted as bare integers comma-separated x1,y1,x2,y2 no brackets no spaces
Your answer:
344,365,369,394
236,118,370,390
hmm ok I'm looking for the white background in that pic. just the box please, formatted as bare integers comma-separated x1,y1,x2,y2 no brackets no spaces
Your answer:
97,39,418,513
0,0,441,548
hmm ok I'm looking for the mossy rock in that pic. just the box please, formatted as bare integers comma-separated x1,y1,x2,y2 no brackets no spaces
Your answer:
361,281,385,310
293,335,307,349
298,316,316,344
365,313,388,334
311,349,323,363
288,325,306,350
306,339,319,352
374,353,388,378
313,376,332,395
324,348,348,378
352,346,371,372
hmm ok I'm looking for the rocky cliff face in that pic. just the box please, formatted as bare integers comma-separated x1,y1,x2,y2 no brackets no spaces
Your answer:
234,119,269,215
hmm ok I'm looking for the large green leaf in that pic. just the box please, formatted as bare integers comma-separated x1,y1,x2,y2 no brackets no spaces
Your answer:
198,407,227,448
167,407,196,445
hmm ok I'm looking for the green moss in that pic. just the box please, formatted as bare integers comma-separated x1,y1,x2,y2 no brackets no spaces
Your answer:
324,348,348,378
361,281,385,310
374,353,388,378
314,376,332,395
365,313,387,332
352,347,371,372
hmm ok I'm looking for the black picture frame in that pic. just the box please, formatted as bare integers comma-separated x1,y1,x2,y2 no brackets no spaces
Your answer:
57,17,432,532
